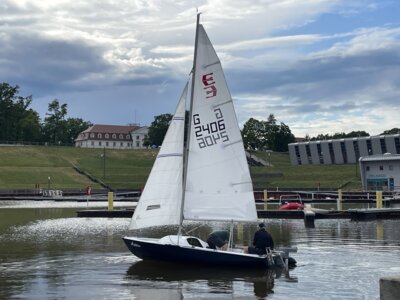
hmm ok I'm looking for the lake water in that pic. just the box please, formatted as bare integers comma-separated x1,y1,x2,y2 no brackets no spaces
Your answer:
1,201,400,299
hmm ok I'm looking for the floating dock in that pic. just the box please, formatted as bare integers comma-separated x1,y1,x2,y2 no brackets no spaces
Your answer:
76,208,400,221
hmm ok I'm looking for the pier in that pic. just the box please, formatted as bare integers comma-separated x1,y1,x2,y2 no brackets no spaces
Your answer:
76,207,400,221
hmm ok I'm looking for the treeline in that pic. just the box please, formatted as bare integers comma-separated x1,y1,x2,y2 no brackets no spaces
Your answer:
0,82,91,145
144,113,296,152
241,114,295,152
306,128,400,141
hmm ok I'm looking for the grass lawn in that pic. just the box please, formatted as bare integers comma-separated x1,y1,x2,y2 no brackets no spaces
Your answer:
0,146,362,190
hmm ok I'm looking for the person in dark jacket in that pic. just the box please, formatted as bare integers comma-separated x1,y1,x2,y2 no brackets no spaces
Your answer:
244,223,274,255
207,230,229,250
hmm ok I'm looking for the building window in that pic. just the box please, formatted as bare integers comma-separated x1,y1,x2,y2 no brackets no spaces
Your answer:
389,165,393,171
119,134,123,139
305,144,312,164
379,165,384,171
340,141,347,164
328,143,335,164
106,142,109,146
366,139,373,155
136,135,140,140
136,142,140,147
99,141,102,146
380,138,387,154
90,133,94,138
353,140,360,161
98,133,102,139
105,134,109,139
112,134,116,139
394,137,400,154
366,166,370,171
120,142,123,146
294,145,301,165
91,141,94,146
113,142,116,147
317,143,324,164
126,134,130,139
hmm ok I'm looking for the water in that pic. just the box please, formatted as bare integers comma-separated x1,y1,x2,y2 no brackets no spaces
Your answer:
1,201,400,299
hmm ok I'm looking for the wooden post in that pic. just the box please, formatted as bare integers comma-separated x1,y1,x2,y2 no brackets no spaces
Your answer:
377,221,383,240
376,191,383,209
263,189,268,210
337,189,342,211
108,192,114,210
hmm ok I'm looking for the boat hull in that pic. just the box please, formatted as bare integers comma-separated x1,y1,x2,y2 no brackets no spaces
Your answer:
123,236,276,268
279,203,304,210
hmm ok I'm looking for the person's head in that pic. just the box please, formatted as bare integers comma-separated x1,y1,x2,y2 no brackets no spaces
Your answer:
259,222,266,230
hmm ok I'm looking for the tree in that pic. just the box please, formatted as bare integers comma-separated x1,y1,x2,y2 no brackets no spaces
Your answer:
0,82,41,142
241,114,295,152
310,130,370,141
42,99,68,144
143,113,173,147
241,118,267,150
64,118,92,145
272,122,295,152
380,128,400,135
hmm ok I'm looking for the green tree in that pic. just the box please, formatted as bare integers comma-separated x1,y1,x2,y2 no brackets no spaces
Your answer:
65,118,92,145
42,99,68,144
0,82,41,142
380,128,400,135
241,118,267,150
241,114,295,152
143,113,173,147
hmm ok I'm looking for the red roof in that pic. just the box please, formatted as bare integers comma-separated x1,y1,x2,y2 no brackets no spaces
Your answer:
82,124,139,134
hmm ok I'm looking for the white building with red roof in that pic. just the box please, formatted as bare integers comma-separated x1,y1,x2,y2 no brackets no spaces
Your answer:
74,124,148,149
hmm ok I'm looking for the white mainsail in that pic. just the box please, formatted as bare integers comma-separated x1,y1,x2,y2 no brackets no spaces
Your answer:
129,83,188,230
183,25,258,222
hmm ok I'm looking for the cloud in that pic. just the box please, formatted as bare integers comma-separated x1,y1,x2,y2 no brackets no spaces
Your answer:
0,0,399,138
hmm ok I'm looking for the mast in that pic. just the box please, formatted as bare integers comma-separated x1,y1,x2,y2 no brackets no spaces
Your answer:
178,13,201,232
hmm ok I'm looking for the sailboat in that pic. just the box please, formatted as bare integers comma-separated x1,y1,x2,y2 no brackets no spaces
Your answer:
123,14,296,268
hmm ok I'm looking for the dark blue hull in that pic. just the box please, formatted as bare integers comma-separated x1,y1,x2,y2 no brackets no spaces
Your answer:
122,237,271,268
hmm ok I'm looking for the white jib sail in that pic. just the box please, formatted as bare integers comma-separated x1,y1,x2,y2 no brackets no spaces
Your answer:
129,83,188,230
183,25,257,222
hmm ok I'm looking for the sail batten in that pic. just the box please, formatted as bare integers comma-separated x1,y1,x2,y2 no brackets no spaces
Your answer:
213,99,233,108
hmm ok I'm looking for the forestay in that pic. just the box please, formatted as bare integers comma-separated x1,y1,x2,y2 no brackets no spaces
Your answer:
183,25,257,222
129,83,188,230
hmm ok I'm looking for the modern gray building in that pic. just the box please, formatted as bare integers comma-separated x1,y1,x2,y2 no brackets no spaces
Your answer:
289,134,400,166
359,154,400,191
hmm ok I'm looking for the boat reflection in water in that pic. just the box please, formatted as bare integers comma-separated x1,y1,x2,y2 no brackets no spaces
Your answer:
126,260,297,298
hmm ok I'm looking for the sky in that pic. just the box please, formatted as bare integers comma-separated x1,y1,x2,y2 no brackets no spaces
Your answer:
1,0,399,137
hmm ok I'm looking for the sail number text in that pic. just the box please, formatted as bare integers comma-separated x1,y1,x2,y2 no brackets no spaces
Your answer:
193,108,229,148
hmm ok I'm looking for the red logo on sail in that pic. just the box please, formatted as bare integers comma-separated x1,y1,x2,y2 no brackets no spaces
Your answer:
202,73,217,98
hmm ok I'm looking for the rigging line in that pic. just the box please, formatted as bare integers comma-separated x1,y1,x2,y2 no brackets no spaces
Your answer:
184,223,206,235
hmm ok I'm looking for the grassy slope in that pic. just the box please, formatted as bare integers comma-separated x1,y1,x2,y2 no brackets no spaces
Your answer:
0,146,362,190
250,151,362,190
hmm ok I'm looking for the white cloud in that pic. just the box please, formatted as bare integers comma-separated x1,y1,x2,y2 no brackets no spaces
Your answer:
1,0,399,138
